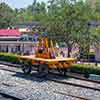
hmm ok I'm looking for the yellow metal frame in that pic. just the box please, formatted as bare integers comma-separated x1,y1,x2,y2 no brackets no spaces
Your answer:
18,35,76,70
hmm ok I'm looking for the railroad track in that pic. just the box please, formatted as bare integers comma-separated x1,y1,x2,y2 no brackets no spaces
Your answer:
45,74,100,100
66,72,100,84
53,91,91,100
0,65,89,100
0,61,100,83
0,90,88,100
49,71,100,84
0,91,22,100
0,63,100,100
46,75,100,91
29,74,94,100
1,63,100,91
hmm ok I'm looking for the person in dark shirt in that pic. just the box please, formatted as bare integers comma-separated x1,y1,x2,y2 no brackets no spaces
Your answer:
60,51,65,57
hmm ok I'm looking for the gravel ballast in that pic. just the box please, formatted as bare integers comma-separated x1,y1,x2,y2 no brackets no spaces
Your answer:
0,64,100,100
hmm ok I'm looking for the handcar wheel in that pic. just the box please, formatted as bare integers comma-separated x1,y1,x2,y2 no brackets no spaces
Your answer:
58,69,68,76
64,69,71,76
22,63,32,74
38,64,48,77
84,74,89,78
58,69,64,74
64,69,67,76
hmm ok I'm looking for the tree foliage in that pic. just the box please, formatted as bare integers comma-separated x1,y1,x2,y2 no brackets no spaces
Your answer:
0,3,15,28
42,0,96,57
0,0,100,57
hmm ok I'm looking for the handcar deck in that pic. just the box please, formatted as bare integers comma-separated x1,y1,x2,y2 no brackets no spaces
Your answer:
19,55,75,62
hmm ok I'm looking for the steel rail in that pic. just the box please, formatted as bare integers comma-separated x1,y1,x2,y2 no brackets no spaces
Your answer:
47,77,100,91
47,72,100,91
50,72,100,84
1,63,100,91
53,91,91,100
67,73,100,84
0,92,22,100
1,62,100,84
0,64,100,100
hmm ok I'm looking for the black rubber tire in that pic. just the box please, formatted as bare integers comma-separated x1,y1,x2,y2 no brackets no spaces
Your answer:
38,64,48,77
22,63,32,74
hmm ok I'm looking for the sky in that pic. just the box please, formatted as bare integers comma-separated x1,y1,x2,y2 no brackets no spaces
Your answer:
0,0,48,9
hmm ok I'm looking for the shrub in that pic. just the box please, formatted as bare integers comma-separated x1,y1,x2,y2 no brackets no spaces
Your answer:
71,64,100,75
86,52,95,62
0,52,20,64
79,52,95,62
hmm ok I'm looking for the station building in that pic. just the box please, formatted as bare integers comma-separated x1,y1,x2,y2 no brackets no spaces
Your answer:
0,29,34,55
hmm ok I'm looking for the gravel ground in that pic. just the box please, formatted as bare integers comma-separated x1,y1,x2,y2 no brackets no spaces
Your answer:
0,64,100,100
51,76,100,89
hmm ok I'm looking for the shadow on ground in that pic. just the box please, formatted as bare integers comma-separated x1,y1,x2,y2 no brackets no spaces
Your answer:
12,71,68,83
12,71,48,82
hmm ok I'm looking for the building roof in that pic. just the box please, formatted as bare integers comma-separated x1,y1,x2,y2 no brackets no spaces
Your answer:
14,22,41,29
0,29,21,36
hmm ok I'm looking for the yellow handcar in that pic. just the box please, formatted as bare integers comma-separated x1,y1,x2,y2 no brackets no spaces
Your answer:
19,35,76,76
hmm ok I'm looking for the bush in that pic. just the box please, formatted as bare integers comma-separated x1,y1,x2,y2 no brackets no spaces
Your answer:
86,52,95,62
71,64,100,75
79,52,95,62
0,52,20,64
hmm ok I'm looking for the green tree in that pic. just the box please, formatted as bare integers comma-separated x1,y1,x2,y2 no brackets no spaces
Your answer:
43,0,95,57
15,1,47,23
0,3,15,28
0,0,97,58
